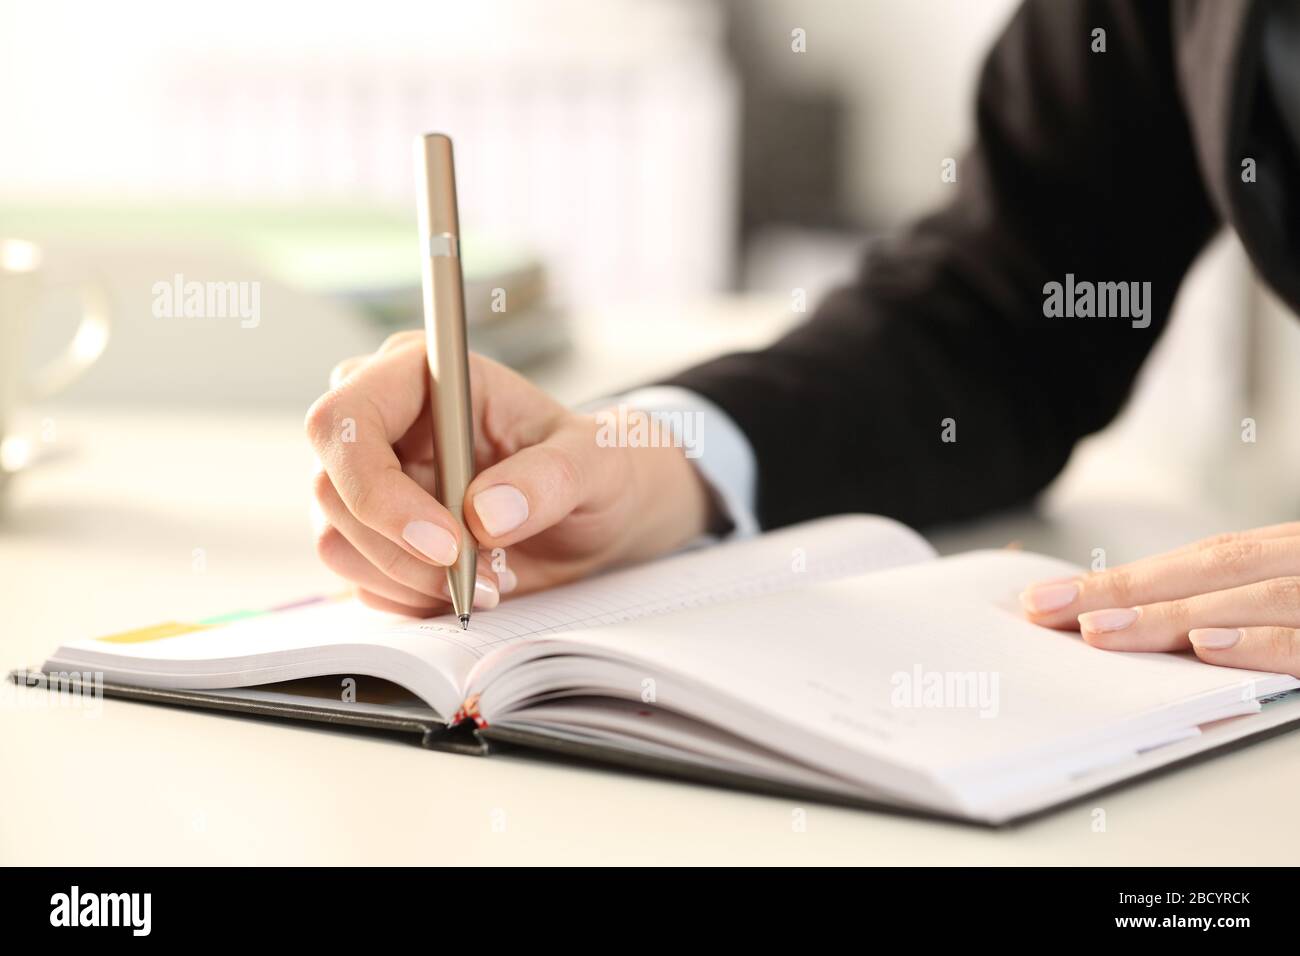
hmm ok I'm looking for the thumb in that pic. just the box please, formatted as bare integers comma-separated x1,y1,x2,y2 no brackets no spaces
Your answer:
464,419,605,548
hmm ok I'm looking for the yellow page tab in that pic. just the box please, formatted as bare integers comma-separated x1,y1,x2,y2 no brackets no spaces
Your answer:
96,622,213,644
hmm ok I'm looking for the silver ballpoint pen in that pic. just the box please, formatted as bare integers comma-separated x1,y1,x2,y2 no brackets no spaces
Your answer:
414,133,478,629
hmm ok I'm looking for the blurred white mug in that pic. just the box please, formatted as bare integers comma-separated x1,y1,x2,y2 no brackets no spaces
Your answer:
0,238,111,484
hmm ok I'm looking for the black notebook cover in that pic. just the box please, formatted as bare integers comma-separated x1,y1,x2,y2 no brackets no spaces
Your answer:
12,668,1300,828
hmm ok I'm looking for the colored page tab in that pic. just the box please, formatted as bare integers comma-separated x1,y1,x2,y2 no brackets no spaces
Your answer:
96,622,213,644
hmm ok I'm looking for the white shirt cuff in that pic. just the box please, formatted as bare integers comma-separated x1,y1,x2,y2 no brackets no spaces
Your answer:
584,385,759,538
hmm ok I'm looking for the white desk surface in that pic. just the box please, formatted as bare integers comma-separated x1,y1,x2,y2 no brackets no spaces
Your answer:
3,300,1298,865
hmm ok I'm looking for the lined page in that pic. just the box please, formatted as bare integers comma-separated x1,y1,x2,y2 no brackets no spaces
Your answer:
534,549,1299,813
399,514,934,665
46,514,933,720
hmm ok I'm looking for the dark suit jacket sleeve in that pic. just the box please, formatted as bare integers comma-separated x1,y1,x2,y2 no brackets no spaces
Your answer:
657,0,1221,531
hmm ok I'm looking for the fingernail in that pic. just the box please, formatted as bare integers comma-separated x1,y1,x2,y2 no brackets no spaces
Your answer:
1078,607,1141,633
497,567,518,595
473,485,529,537
402,520,458,566
1019,582,1079,614
473,578,500,610
1189,627,1242,650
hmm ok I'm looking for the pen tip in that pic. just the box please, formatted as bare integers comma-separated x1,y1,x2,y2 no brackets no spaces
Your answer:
459,614,470,631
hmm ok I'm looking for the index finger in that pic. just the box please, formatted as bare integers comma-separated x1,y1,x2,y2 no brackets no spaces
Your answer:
306,339,462,566
1021,533,1300,629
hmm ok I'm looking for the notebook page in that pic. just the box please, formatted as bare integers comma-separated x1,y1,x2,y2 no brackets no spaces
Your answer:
398,513,935,674
522,549,1298,810
45,514,931,720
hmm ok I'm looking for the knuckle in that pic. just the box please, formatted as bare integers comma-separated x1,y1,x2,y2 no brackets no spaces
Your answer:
1265,627,1299,658
375,541,411,579
547,444,584,498
379,330,421,354
1094,567,1136,606
1200,531,1242,550
328,359,357,388
349,479,382,526
311,469,335,505
1201,539,1260,576
304,393,340,446
1163,597,1192,628
1262,576,1300,611
314,525,345,567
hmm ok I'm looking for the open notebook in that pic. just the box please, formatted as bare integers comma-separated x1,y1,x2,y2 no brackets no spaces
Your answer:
27,515,1300,825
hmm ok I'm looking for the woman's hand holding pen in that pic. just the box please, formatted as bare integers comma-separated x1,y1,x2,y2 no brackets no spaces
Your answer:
1021,523,1300,678
306,331,712,617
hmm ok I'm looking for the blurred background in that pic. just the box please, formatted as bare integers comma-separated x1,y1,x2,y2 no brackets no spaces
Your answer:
1,0,1297,586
